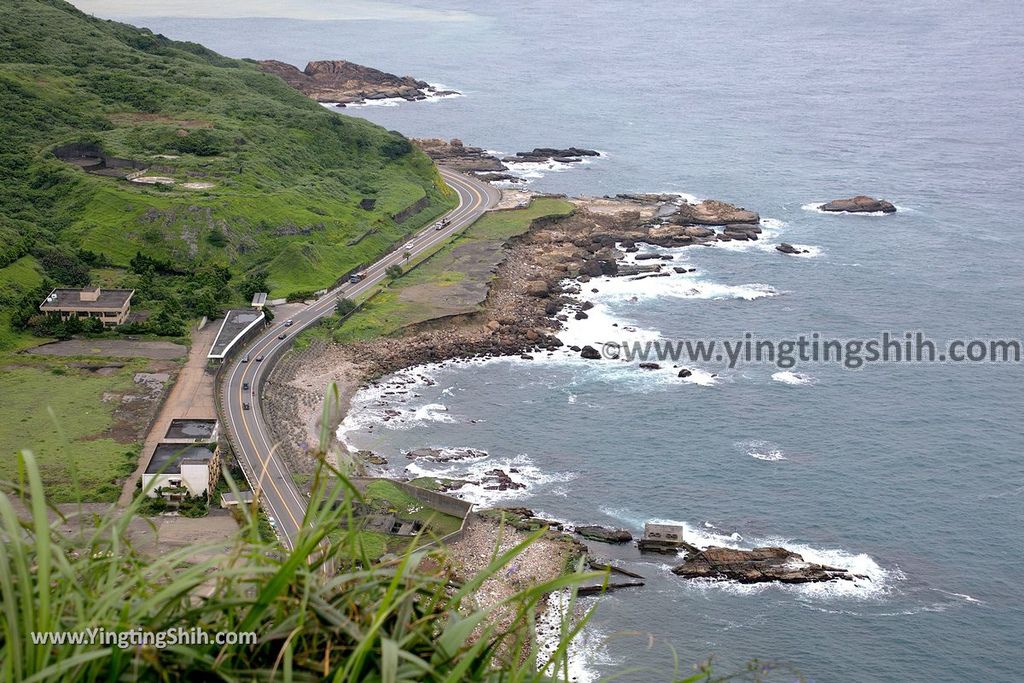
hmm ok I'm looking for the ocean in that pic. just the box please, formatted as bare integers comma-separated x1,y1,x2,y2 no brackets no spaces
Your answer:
104,1,1024,680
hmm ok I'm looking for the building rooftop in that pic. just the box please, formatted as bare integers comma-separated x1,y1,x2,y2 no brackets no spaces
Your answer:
208,309,265,359
164,418,218,441
251,292,268,307
146,443,216,475
39,287,134,311
220,491,256,506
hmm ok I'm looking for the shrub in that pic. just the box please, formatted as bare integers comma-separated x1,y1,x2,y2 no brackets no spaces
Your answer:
335,297,357,317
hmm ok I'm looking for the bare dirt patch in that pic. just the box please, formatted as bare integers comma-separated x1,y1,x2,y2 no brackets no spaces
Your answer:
30,339,188,360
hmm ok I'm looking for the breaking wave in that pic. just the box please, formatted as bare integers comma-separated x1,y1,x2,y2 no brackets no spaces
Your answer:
771,370,817,386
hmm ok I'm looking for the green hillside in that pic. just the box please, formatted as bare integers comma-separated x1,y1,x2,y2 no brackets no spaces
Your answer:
0,0,455,348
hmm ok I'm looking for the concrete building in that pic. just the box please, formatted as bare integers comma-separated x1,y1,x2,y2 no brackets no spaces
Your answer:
637,522,689,553
163,418,219,444
39,287,134,327
142,442,220,500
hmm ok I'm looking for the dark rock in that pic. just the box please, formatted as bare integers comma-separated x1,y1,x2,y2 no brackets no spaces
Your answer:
776,242,809,255
406,447,486,462
580,345,602,360
580,300,595,311
678,368,693,378
672,546,859,584
576,525,633,543
639,362,661,370
574,310,589,320
820,195,896,214
675,200,760,225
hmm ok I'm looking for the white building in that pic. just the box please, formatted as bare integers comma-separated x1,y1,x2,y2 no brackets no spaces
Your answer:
142,442,220,500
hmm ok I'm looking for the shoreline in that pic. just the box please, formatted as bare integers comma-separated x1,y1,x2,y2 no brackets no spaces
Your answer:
264,187,778,478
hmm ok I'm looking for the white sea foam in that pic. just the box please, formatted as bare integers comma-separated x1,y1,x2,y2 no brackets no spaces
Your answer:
404,452,576,507
502,152,602,183
563,269,780,306
412,402,456,423
336,366,452,448
771,370,817,386
537,591,614,683
735,439,787,461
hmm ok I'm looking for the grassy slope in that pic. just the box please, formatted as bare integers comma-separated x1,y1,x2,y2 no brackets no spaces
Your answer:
334,197,574,341
0,0,455,307
0,256,44,350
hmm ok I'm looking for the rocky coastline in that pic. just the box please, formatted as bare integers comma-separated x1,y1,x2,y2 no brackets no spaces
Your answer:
264,189,786,474
258,59,458,105
413,138,602,182
264,182,885,587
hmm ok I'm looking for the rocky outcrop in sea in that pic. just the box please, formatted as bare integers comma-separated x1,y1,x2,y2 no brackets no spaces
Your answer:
820,195,897,213
672,546,862,584
258,59,457,105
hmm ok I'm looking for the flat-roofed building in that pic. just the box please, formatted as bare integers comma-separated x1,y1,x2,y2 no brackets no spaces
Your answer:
39,287,134,327
163,418,220,444
142,442,220,500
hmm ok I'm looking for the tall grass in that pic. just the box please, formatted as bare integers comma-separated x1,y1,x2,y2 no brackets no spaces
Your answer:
0,446,600,682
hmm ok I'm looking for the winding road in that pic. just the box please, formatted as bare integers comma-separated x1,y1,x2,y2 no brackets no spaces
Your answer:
220,169,500,549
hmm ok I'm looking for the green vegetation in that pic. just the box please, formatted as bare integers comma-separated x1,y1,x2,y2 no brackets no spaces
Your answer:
0,446,604,682
0,362,144,502
363,479,463,537
0,0,455,347
328,197,574,342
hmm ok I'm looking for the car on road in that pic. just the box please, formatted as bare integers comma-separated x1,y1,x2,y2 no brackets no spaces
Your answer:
278,333,287,340
243,402,250,410
241,354,249,363
434,221,444,230
255,355,264,362
242,381,249,390
349,273,362,283
284,319,293,327
404,241,415,250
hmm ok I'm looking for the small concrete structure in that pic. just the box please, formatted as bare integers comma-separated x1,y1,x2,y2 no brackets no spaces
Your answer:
163,418,219,444
143,442,220,500
250,292,268,308
220,490,256,508
363,514,424,536
637,522,690,554
207,309,266,363
39,287,134,327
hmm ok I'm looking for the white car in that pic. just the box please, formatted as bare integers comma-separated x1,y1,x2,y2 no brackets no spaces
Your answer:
404,241,415,250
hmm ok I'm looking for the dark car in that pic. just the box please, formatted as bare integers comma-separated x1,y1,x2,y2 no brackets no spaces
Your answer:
278,333,287,340
242,402,250,410
255,355,264,362
242,382,249,391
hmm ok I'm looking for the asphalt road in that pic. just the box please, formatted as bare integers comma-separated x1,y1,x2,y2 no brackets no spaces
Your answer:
220,169,500,549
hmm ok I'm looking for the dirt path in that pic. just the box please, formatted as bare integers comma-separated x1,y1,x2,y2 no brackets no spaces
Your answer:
118,322,219,506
